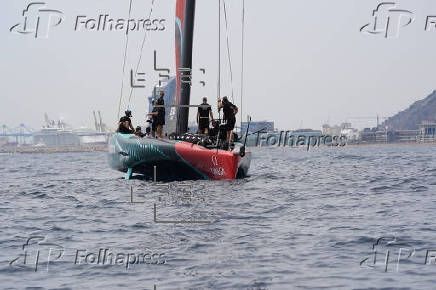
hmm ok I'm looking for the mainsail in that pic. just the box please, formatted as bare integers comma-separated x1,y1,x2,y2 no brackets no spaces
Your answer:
175,0,196,134
147,0,195,136
175,0,184,106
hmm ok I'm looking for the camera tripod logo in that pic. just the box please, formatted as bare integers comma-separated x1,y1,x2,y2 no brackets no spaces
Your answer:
360,2,414,39
10,2,64,39
9,236,65,272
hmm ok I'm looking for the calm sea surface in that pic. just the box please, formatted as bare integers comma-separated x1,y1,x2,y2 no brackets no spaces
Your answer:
1,145,436,289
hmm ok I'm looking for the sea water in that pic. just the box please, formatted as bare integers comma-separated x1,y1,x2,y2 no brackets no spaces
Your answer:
1,145,436,289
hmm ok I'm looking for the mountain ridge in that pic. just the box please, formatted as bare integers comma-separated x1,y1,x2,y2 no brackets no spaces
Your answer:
380,90,436,130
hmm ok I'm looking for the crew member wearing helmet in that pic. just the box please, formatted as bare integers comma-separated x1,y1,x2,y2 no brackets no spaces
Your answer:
135,126,145,137
117,110,135,134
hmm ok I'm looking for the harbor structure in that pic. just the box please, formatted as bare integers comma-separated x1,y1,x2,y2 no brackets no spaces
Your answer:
241,121,274,134
1,112,110,147
418,121,436,142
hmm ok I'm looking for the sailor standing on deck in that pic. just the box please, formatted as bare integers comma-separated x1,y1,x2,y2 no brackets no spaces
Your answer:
197,97,213,135
147,99,159,138
155,91,166,138
147,91,165,139
117,110,135,134
217,96,238,144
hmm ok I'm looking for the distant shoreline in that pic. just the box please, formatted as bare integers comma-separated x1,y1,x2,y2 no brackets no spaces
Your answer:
248,141,436,149
349,142,436,147
0,145,107,154
1,141,435,154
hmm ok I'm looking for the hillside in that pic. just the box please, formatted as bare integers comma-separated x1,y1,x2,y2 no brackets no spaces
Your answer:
380,90,436,130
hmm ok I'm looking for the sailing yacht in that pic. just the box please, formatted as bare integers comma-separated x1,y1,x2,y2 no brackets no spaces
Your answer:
108,0,251,181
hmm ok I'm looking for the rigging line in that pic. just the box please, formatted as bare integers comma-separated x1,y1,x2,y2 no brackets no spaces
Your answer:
218,0,221,99
217,0,221,121
127,0,155,106
240,0,245,131
222,0,235,104
117,0,134,119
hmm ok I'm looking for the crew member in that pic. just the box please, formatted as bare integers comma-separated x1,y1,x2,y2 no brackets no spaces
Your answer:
156,91,166,138
147,99,159,138
145,118,152,137
197,97,213,135
117,110,135,134
209,120,219,137
217,96,238,144
135,126,145,137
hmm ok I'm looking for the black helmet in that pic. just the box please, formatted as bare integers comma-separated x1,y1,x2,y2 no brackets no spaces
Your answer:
125,110,132,117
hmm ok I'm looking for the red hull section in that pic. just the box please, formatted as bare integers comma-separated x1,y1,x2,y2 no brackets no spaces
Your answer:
175,142,240,180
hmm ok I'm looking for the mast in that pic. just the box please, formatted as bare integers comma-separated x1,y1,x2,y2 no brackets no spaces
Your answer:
240,0,245,133
218,0,221,101
176,0,196,134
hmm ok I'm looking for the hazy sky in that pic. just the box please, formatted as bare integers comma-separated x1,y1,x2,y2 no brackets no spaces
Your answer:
2,0,436,131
